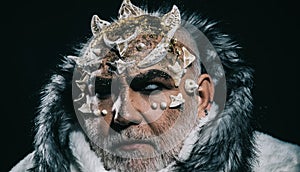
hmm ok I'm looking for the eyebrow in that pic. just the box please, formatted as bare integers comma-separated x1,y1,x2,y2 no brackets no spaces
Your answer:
95,69,174,87
129,69,174,89
130,69,172,81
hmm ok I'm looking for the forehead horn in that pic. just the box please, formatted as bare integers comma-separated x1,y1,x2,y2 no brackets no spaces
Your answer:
118,0,145,19
90,15,111,36
162,5,181,29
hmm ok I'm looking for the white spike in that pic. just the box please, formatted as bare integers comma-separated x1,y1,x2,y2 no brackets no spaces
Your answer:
170,93,185,107
168,62,185,87
75,74,89,91
112,96,122,120
91,15,110,36
114,59,136,74
67,55,79,61
118,0,144,19
74,93,85,102
182,46,196,68
78,103,92,113
92,48,101,56
162,5,181,29
78,95,92,113
117,42,128,56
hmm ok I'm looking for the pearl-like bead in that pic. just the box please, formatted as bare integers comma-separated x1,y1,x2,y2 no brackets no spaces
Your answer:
101,109,108,116
160,102,167,110
151,102,158,110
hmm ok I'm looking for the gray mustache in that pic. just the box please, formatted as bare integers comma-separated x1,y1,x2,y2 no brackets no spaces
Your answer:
102,128,160,150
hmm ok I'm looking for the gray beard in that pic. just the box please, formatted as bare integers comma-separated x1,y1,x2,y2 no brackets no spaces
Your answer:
90,141,182,172
85,100,198,171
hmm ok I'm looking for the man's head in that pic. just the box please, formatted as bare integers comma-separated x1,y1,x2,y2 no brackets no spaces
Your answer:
30,0,256,171
71,1,214,171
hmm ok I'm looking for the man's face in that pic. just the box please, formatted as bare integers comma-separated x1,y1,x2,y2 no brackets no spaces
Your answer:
72,13,206,171
86,64,199,171
76,32,201,171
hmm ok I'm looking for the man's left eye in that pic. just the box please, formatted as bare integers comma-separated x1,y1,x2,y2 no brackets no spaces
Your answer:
144,84,160,91
139,83,163,94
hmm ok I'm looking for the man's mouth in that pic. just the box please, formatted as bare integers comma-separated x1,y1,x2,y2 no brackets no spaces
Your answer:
110,140,156,152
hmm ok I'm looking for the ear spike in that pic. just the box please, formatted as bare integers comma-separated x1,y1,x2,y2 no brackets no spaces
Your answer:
91,15,111,36
118,0,144,19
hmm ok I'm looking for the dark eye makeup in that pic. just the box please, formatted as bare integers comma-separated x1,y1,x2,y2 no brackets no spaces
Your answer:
95,77,112,99
94,69,175,99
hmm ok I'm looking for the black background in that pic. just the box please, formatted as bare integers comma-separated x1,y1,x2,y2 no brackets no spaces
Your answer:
2,0,299,171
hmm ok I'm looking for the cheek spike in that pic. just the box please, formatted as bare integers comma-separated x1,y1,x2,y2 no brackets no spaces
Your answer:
169,93,185,107
185,79,198,94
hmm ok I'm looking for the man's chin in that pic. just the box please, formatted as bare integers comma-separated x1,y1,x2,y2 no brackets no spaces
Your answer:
107,141,159,159
102,153,173,172
97,145,181,172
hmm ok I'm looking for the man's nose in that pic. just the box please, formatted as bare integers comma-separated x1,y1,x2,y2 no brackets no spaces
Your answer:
113,87,143,126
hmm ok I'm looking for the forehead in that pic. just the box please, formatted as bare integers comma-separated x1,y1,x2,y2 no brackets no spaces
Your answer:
89,15,198,84
104,15,167,36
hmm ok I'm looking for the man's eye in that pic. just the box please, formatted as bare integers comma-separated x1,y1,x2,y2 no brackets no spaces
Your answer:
95,78,112,99
140,83,163,94
144,84,160,91
95,87,111,99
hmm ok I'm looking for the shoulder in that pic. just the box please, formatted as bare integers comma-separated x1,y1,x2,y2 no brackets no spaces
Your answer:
253,131,300,172
10,152,35,172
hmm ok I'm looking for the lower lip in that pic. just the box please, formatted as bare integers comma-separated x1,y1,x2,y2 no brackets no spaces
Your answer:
118,143,150,151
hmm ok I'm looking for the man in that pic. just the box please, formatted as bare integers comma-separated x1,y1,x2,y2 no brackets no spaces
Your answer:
10,0,300,171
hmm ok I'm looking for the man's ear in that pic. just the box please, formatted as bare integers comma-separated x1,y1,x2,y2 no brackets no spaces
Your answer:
197,74,214,118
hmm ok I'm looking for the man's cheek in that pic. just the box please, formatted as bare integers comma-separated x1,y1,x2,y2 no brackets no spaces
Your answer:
148,109,181,135
99,117,112,137
131,91,170,124
84,99,112,137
